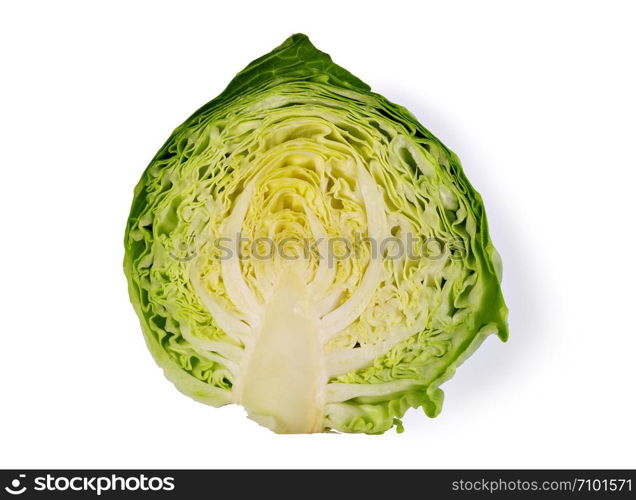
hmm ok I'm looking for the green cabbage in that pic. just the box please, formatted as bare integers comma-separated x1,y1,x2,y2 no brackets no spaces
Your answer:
123,34,508,434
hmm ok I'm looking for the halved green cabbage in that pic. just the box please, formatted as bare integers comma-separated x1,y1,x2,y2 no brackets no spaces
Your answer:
124,34,508,434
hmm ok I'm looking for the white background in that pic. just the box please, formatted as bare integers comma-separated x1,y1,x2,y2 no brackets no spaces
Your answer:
1,0,634,469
